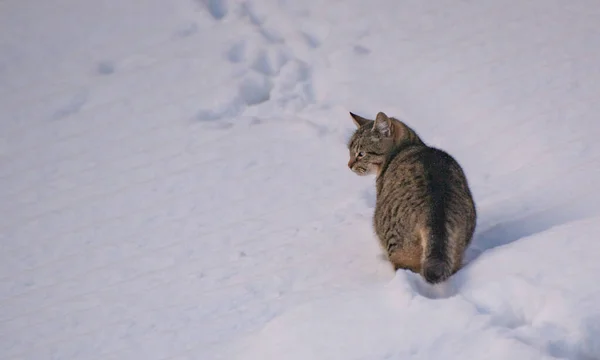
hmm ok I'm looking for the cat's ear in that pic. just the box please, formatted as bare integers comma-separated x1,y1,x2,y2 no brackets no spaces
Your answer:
373,112,392,137
349,112,371,128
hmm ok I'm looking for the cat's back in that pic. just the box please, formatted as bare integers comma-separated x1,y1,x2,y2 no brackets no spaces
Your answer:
377,145,471,201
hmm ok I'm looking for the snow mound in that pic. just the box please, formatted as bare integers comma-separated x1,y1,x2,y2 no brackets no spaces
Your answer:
235,216,600,360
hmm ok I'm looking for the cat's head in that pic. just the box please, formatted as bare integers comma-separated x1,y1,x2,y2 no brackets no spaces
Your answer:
346,111,423,176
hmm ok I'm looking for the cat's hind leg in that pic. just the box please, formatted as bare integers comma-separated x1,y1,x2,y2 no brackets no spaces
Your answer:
387,240,422,274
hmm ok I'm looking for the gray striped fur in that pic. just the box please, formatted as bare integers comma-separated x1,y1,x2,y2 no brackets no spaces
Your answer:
347,111,476,284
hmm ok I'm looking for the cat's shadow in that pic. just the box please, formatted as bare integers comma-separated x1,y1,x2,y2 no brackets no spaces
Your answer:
464,201,596,266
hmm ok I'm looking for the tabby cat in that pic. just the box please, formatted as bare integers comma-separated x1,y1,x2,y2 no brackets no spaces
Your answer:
347,111,476,284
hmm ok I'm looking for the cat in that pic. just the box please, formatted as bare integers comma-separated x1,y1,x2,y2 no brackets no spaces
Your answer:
347,111,476,284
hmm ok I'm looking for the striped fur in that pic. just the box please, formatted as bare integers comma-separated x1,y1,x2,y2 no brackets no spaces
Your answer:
347,111,476,284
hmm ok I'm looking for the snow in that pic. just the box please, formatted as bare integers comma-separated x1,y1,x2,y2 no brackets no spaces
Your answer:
1,0,600,359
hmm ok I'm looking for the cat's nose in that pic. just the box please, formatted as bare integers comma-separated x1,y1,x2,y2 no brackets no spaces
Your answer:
348,159,355,168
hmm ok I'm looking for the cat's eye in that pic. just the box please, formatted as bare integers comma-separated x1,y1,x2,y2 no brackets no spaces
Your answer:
357,152,364,158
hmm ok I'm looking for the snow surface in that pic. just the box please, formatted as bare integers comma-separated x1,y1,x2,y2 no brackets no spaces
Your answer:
1,0,600,359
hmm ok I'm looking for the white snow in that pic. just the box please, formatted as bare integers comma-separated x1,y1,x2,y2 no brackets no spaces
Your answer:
1,0,600,359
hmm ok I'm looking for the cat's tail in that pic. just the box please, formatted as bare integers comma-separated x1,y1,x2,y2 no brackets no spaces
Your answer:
420,227,453,284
